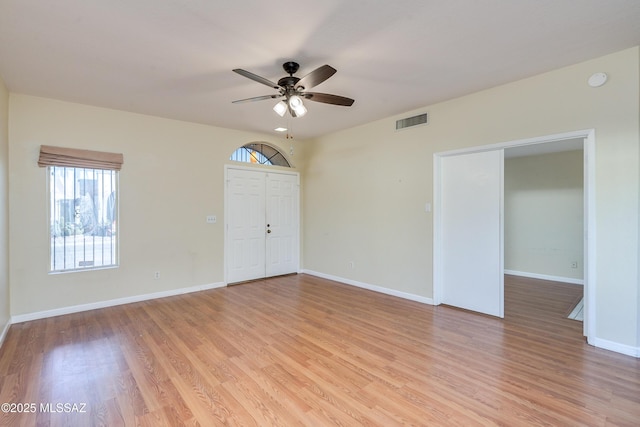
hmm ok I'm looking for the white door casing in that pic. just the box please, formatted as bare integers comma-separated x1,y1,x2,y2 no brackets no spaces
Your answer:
433,129,595,344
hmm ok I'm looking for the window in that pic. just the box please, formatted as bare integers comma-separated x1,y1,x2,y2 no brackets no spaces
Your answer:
38,145,123,273
48,166,118,272
230,143,290,167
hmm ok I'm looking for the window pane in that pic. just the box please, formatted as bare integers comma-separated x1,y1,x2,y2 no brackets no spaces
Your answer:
229,143,290,167
49,166,118,272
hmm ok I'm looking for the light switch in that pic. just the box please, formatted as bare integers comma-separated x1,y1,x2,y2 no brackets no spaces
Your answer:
206,215,217,224
425,202,431,213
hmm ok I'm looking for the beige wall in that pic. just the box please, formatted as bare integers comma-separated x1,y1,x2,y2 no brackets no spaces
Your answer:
0,74,9,339
504,150,584,281
302,47,640,349
8,95,300,316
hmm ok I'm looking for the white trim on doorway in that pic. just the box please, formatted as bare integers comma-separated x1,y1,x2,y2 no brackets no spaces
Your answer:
433,129,596,344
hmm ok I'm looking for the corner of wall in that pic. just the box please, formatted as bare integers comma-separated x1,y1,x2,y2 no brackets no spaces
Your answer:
0,74,11,347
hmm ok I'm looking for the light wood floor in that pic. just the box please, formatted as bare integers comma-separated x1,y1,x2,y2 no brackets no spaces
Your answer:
1,274,638,426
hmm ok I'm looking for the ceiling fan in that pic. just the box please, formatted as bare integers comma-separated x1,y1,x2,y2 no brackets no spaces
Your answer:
232,61,354,118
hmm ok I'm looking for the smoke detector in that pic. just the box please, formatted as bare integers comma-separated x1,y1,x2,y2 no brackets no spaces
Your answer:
588,72,608,88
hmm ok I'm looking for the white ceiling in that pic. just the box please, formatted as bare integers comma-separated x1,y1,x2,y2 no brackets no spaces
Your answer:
1,0,639,140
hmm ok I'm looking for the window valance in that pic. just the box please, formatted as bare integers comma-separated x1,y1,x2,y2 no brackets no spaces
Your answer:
38,145,123,171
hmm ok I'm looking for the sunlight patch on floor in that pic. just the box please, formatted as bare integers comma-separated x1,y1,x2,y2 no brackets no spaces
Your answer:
568,297,584,321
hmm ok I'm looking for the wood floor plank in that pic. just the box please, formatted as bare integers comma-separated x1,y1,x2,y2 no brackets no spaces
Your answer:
1,273,639,426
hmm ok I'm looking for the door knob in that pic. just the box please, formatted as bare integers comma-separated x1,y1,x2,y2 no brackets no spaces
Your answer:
267,229,272,233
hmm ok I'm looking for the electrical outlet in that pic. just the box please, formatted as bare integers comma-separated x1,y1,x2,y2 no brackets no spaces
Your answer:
154,271,160,279
349,261,355,269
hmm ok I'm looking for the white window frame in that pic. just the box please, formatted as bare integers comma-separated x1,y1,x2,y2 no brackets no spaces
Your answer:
47,165,120,273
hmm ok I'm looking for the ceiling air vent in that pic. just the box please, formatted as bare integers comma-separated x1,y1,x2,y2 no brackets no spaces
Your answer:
396,113,428,130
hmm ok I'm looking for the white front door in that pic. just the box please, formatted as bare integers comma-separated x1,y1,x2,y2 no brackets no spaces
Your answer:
227,169,266,283
438,149,504,317
226,167,299,283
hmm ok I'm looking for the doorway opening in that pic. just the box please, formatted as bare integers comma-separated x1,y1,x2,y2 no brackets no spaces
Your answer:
434,129,594,341
504,141,585,327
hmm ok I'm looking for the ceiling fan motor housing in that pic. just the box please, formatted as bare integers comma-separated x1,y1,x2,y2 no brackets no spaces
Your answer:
277,76,301,89
282,61,300,75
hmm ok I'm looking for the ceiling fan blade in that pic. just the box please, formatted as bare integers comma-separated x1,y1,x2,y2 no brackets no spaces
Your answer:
295,65,336,90
232,94,281,104
233,68,280,89
302,92,355,106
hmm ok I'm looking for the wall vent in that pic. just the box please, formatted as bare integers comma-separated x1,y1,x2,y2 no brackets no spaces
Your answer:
396,113,428,130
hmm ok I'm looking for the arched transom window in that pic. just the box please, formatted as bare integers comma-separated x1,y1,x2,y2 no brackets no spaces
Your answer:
230,143,290,167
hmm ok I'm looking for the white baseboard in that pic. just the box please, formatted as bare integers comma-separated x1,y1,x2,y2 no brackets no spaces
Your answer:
0,319,10,349
588,336,640,358
301,270,434,305
11,281,227,324
6,274,638,359
504,269,584,285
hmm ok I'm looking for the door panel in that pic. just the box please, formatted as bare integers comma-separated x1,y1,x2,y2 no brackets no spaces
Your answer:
440,150,504,317
266,173,298,277
227,169,266,283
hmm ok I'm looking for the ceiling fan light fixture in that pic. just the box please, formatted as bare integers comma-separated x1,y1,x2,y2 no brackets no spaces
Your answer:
289,95,307,117
289,95,303,109
273,100,287,117
295,104,307,117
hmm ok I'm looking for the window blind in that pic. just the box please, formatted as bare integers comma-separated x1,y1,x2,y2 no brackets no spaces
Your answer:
38,145,124,171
